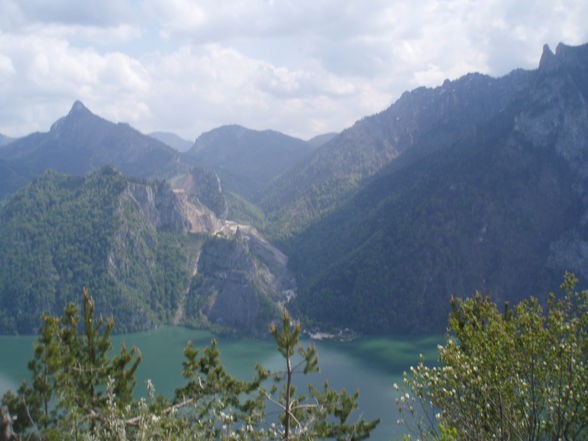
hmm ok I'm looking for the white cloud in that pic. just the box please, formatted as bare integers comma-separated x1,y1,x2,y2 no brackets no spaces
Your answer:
0,54,15,79
1,0,588,140
149,0,208,36
138,44,371,139
27,23,142,45
0,32,150,135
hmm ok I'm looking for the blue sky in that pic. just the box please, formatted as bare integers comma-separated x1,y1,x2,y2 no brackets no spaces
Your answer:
1,0,587,141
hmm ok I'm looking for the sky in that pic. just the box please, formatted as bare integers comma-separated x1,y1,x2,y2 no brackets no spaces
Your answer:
0,0,587,142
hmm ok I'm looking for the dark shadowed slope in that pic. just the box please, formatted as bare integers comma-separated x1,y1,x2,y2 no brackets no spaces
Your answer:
259,66,533,237
287,42,588,333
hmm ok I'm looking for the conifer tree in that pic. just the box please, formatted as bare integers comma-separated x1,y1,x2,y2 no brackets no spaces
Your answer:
2,292,378,441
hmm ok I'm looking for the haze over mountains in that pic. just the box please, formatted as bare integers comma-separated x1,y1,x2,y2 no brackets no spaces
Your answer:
1,41,587,335
306,133,338,148
184,125,316,200
149,131,194,152
0,134,14,147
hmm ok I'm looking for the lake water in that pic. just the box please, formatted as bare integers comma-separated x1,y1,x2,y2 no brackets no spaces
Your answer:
0,327,441,440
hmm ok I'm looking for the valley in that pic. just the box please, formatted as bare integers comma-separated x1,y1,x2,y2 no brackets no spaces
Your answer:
1,42,588,337
2,0,588,436
0,37,587,441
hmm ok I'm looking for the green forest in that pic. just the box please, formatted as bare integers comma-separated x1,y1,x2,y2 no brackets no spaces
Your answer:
0,167,193,334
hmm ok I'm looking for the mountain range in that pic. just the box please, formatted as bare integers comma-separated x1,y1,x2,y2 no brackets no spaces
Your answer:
283,42,588,332
1,41,587,335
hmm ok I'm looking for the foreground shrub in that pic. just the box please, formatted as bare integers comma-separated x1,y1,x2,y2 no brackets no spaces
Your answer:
2,289,378,441
398,273,587,441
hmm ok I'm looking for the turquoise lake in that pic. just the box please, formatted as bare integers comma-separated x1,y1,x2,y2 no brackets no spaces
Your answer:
0,327,441,440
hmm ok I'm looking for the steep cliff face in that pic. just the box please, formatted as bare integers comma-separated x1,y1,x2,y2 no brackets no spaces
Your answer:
169,166,228,219
191,238,266,333
528,43,588,280
120,182,192,232
107,172,294,335
102,166,294,334
183,226,294,335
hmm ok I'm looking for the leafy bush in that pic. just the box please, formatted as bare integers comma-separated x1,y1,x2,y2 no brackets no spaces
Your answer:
397,273,587,441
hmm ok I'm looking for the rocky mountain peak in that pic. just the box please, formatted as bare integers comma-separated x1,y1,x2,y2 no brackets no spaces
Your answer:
538,42,588,84
555,42,588,64
538,44,560,72
50,101,101,135
68,100,92,116
554,42,588,100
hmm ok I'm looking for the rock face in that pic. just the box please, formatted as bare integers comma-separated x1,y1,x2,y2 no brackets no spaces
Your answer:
287,42,588,333
184,224,295,335
110,171,296,335
169,166,228,219
194,237,268,334
120,182,193,233
527,43,588,280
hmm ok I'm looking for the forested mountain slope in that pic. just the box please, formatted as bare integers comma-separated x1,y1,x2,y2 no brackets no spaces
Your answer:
0,166,292,335
259,67,532,237
287,42,588,332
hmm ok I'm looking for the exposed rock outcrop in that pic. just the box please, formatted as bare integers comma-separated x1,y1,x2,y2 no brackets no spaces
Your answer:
186,230,294,336
169,166,228,219
111,172,295,335
120,182,192,233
